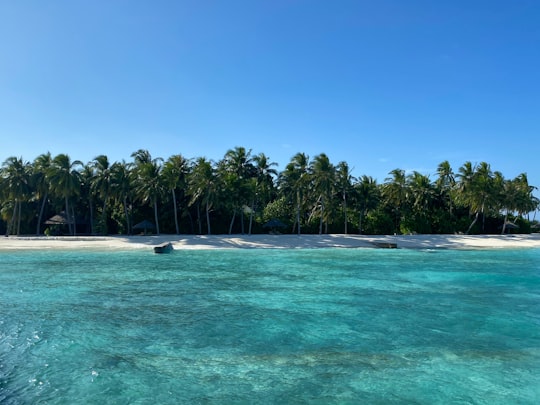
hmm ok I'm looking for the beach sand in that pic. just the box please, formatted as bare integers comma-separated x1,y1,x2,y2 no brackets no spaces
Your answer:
1,233,540,251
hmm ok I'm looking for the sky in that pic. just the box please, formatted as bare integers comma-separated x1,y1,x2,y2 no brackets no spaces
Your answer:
1,0,539,197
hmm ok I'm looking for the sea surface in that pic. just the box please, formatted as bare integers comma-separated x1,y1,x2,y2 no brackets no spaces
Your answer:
1,247,539,404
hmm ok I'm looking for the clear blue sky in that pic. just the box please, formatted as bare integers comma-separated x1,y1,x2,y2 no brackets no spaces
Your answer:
1,0,539,196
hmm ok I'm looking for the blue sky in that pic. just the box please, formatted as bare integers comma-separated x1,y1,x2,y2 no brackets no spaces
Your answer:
1,0,539,196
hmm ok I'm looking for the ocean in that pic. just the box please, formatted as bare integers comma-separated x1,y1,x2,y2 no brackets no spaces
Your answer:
1,247,539,404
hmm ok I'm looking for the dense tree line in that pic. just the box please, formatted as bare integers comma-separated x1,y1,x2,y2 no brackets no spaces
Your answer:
1,147,538,236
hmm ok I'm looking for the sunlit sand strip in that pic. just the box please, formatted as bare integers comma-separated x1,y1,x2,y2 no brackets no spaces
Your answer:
1,234,539,251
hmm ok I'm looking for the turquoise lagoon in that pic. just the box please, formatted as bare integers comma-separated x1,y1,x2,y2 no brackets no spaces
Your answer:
1,247,539,404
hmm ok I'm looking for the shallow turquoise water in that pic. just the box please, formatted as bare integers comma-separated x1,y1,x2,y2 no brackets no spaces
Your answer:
1,248,539,404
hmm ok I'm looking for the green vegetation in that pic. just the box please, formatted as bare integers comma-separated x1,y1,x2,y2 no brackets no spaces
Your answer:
1,148,538,236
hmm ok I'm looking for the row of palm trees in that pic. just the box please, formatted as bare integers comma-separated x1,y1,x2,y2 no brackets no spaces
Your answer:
1,147,538,236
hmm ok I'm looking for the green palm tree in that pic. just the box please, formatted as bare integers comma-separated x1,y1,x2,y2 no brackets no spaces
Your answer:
457,162,494,234
406,171,435,233
495,172,513,234
91,155,113,235
407,172,435,213
354,175,379,234
278,153,310,235
1,156,32,235
335,161,354,234
498,173,539,233
250,153,278,234
310,153,335,234
162,154,190,234
188,157,216,235
79,163,96,234
131,150,164,235
110,161,133,234
383,169,408,234
32,152,52,235
48,154,83,235
435,160,455,216
253,153,278,201
221,147,255,234
131,149,153,166
455,161,474,200
513,173,539,218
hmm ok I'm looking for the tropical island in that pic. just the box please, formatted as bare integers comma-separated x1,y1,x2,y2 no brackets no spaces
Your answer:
1,147,539,238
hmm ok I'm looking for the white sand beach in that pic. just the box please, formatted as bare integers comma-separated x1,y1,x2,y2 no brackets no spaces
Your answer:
1,233,540,251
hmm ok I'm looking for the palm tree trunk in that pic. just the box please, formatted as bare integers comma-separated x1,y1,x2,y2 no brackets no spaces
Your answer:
65,197,72,235
88,198,94,235
6,201,17,235
71,205,76,236
447,196,455,233
295,190,302,235
197,203,202,235
248,199,255,235
358,210,364,235
17,200,22,235
228,210,236,235
153,198,160,235
501,210,509,234
296,203,301,235
11,202,17,235
206,200,211,235
241,210,245,234
343,192,348,234
36,193,48,235
481,202,486,232
123,197,130,235
172,190,179,234
9,201,17,236
466,211,480,234
102,199,108,235
319,197,324,235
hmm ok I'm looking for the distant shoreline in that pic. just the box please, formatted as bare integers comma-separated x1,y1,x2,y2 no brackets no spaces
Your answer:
1,234,540,251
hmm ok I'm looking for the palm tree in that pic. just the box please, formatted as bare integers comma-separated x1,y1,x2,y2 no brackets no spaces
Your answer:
455,161,474,204
130,150,164,235
513,173,539,219
188,157,216,235
354,175,379,234
48,154,83,235
110,161,133,234
91,155,113,234
407,172,434,212
131,149,153,166
278,153,310,235
457,162,494,234
383,169,408,234
250,153,278,234
1,156,32,235
310,153,335,234
407,171,435,232
221,147,255,234
79,163,96,234
498,173,540,233
162,154,190,234
32,152,52,235
494,172,513,234
435,160,455,215
335,161,354,234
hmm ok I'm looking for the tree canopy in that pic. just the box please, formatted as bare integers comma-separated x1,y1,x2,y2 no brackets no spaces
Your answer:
1,150,538,236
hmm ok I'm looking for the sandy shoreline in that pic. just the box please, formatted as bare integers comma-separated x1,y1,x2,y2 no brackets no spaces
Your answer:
1,233,540,251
